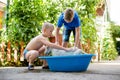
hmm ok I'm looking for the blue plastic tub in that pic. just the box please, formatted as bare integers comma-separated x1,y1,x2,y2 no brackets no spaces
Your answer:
39,54,95,72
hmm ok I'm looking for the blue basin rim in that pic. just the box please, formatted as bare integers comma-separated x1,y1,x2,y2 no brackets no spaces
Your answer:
39,54,95,59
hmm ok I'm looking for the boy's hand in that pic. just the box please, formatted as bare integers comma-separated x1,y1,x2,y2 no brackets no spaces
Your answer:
65,48,74,52
73,46,79,49
65,47,79,52
55,41,60,45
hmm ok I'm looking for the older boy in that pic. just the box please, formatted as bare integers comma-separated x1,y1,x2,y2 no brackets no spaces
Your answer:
24,22,72,70
55,8,81,48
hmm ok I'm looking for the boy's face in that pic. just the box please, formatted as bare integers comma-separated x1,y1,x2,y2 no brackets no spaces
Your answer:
64,17,74,23
64,13,74,23
44,27,54,37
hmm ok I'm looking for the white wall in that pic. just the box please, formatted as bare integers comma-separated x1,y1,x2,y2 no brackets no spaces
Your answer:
109,0,120,25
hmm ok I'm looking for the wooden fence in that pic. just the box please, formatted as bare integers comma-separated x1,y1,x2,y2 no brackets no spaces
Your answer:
0,41,24,63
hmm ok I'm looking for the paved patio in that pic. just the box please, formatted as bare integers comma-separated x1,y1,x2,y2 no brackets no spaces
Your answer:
0,59,120,80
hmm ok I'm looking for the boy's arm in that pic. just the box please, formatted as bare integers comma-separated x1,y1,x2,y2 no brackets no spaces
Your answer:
40,38,69,51
55,27,61,45
56,13,63,45
75,27,80,48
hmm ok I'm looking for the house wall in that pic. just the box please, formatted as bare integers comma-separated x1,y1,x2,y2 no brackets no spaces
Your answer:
0,10,3,29
0,1,6,29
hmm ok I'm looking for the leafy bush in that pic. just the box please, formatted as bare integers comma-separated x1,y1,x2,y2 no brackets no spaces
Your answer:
102,37,117,60
101,25,118,60
8,0,46,44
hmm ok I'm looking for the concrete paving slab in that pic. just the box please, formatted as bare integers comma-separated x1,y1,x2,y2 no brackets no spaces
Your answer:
0,62,120,80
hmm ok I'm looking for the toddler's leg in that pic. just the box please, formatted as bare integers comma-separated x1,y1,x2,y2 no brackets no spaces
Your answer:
26,50,39,70
38,46,49,69
38,46,45,64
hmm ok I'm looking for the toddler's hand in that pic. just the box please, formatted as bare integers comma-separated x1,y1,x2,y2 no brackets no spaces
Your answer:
65,48,74,52
55,41,60,45
73,46,79,50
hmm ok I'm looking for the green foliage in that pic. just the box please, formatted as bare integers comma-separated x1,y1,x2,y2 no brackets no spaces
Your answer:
101,26,118,60
0,27,8,43
110,23,120,37
43,0,60,24
8,0,46,45
102,37,117,60
78,0,100,53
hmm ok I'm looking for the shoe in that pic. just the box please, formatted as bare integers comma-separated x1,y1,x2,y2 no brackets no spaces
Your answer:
42,65,49,69
28,65,34,70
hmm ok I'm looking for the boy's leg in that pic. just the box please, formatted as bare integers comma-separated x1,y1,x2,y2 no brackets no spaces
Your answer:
73,29,82,49
26,50,39,70
62,42,68,48
38,46,47,66
62,29,71,47
38,46,49,69
38,46,45,63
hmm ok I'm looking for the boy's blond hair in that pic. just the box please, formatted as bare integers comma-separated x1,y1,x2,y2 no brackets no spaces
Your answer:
42,22,54,30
